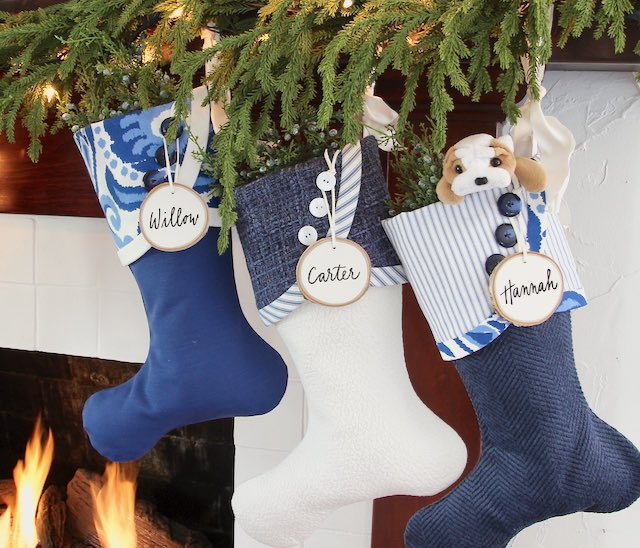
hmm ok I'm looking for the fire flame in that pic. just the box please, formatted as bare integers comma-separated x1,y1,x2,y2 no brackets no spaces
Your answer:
0,416,54,548
92,463,138,548
0,508,12,543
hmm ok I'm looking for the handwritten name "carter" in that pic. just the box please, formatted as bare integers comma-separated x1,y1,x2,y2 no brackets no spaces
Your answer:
148,207,200,230
308,264,361,285
500,268,559,305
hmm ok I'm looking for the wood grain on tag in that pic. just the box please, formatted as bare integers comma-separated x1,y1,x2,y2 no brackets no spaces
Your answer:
296,238,372,307
489,252,564,327
139,183,209,252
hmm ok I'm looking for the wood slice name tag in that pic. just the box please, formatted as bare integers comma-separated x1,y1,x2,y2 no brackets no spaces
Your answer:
490,252,564,327
139,183,209,252
296,238,372,307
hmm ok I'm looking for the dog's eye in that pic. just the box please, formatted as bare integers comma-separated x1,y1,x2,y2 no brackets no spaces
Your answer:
454,165,463,174
490,158,502,167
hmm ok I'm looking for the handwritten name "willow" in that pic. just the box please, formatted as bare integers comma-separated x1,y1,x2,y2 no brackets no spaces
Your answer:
148,207,200,230
308,264,361,285
499,268,559,305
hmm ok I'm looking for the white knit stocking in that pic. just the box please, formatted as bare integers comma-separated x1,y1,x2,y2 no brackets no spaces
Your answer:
232,285,468,547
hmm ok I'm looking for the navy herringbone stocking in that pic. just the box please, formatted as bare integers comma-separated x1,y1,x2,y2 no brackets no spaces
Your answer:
405,312,640,548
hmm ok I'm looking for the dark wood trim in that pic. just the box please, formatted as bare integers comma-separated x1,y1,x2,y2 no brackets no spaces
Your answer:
0,127,103,218
548,18,640,70
0,0,66,12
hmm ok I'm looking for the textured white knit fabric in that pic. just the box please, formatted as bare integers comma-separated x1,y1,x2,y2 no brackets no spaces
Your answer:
232,285,468,547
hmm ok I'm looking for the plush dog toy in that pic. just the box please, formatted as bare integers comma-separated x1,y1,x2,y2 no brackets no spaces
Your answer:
436,133,547,205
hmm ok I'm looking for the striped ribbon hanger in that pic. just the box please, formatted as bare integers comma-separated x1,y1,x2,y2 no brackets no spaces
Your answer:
258,141,407,325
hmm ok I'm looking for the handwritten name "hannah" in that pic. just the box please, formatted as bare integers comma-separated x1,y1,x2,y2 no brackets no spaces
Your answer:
499,268,559,305
308,264,361,285
148,207,200,230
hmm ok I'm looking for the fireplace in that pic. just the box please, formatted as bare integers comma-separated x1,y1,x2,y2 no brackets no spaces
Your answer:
0,347,234,547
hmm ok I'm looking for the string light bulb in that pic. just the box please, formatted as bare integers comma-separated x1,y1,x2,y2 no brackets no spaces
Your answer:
142,44,155,64
406,32,420,46
169,6,184,19
43,84,58,102
342,0,354,8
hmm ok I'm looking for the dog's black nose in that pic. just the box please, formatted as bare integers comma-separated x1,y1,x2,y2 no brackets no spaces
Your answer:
475,177,488,186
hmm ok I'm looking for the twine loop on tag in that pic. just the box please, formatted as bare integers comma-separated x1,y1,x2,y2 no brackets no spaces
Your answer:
320,149,340,249
511,175,530,264
161,136,181,194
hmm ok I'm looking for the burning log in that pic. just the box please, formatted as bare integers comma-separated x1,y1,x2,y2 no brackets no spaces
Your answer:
0,479,15,508
36,485,66,548
66,469,211,547
0,416,54,547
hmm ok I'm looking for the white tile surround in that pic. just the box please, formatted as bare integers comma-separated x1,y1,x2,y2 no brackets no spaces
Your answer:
0,71,639,546
0,211,373,547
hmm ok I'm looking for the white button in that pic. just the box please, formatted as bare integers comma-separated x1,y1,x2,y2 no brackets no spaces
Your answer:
309,197,328,218
316,170,336,191
298,225,318,246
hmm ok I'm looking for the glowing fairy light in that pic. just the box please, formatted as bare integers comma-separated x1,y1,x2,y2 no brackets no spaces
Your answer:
169,6,184,19
43,84,58,103
342,0,354,8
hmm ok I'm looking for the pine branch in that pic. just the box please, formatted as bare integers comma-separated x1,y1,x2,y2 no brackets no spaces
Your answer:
0,0,636,252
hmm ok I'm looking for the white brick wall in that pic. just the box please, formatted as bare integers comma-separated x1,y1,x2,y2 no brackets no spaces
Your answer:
507,71,640,547
0,71,638,547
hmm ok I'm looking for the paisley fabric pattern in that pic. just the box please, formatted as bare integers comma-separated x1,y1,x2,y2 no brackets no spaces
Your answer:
74,86,218,264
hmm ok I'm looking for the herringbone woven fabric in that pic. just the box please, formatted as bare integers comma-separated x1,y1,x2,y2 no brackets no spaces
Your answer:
405,312,640,548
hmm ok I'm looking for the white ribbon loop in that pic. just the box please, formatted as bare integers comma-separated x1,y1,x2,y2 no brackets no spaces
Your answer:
514,5,575,214
201,26,230,134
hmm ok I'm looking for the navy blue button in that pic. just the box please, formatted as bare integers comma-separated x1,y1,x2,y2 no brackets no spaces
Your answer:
160,117,184,137
143,169,166,190
495,223,517,248
155,145,177,167
497,192,522,217
485,254,505,275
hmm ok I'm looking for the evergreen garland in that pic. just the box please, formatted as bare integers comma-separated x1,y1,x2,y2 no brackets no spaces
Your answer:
0,0,636,252
0,0,263,156
387,126,443,216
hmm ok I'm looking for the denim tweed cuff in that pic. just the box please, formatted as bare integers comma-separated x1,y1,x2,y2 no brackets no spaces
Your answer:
235,135,407,325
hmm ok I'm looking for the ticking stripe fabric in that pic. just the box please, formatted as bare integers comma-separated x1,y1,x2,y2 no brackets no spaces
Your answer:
382,186,586,361
333,143,362,237
234,136,407,325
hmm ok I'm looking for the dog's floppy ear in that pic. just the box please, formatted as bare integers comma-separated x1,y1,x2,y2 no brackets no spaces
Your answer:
436,177,464,205
495,134,514,153
515,157,547,193
436,146,464,205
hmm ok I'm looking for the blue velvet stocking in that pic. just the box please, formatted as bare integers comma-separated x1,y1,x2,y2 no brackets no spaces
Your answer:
405,312,640,548
82,229,288,462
